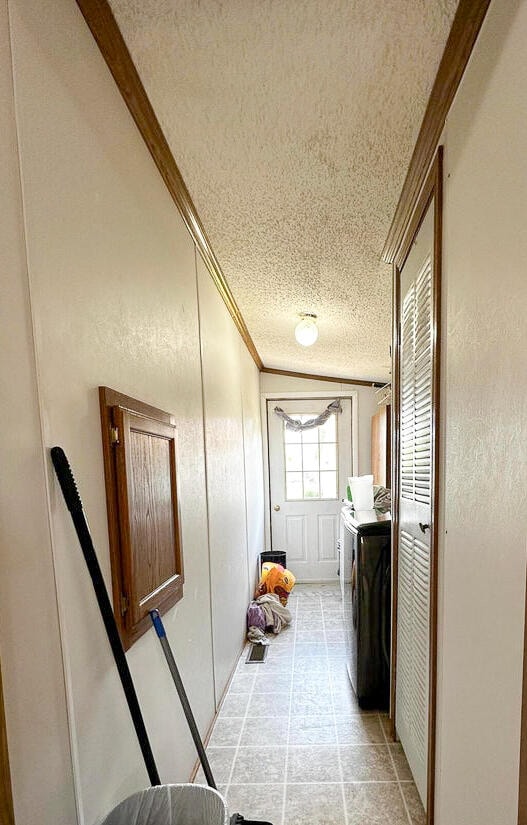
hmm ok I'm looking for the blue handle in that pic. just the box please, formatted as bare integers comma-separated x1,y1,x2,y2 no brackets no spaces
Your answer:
149,609,166,638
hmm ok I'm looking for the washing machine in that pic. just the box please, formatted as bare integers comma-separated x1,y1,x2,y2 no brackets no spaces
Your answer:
340,505,391,710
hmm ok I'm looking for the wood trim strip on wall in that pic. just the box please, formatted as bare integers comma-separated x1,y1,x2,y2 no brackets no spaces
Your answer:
519,557,527,823
382,0,491,264
260,367,385,388
75,0,263,370
0,662,15,825
391,147,443,825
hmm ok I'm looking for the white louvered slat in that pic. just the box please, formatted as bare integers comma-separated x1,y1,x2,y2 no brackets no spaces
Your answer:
396,243,433,808
397,530,430,769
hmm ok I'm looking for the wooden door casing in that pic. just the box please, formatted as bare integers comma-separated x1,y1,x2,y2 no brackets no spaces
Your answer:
391,147,442,825
0,662,14,825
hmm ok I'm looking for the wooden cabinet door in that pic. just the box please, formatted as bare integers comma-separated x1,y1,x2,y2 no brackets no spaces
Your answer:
113,407,183,633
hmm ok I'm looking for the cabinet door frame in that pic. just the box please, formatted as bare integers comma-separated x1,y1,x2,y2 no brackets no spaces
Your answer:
391,147,443,825
99,387,184,649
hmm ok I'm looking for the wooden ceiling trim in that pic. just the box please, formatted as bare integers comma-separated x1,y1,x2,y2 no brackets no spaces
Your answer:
76,0,263,370
261,367,385,388
382,0,492,264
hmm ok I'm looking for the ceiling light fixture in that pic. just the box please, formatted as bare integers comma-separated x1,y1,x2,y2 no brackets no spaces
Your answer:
295,312,319,346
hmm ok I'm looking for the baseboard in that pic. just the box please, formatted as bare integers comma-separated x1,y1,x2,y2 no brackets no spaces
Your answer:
188,639,247,783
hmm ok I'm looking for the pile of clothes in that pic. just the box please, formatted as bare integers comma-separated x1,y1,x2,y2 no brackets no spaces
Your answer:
246,562,296,644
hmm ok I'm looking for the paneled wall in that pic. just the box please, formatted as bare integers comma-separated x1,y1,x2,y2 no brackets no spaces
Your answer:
0,2,263,823
436,1,527,823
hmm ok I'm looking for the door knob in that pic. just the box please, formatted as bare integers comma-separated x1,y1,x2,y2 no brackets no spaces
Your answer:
274,504,280,512
419,522,430,533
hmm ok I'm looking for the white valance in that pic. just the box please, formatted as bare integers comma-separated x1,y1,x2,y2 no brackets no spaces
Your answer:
273,399,342,431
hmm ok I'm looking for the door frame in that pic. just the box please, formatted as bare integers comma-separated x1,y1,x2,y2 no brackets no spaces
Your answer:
391,147,443,824
260,391,359,556
1,661,15,825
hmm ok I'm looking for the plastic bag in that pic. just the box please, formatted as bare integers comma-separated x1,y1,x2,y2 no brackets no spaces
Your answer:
254,562,295,606
101,784,229,825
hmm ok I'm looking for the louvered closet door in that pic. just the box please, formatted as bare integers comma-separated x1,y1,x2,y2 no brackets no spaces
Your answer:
396,204,434,807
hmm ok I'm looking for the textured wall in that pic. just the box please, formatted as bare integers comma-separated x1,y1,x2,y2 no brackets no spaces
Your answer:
436,1,527,822
1,1,263,823
197,255,263,703
0,3,77,822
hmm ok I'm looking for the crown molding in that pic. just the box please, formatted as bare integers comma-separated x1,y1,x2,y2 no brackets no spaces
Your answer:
382,0,491,263
261,367,385,388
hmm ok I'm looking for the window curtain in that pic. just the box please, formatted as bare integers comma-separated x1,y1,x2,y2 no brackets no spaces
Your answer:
273,399,342,431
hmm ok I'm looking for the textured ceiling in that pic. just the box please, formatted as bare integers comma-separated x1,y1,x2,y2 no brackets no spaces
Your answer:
109,0,458,381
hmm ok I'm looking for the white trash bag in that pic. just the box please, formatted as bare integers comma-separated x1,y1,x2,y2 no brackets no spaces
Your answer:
101,784,229,825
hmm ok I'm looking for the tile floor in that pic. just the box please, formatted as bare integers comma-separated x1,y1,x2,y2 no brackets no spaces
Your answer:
196,583,425,825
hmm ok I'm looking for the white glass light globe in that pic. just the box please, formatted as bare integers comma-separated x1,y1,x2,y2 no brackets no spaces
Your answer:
295,315,319,346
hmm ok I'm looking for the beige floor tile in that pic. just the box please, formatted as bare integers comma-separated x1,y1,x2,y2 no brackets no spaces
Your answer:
247,690,290,717
289,714,337,745
292,673,331,695
336,714,385,745
339,745,396,782
291,690,332,715
285,782,345,825
253,671,292,693
226,783,285,823
288,744,340,783
240,715,288,747
228,672,256,694
343,782,409,824
389,743,413,781
195,747,236,784
208,716,244,747
230,746,287,784
401,782,426,825
219,692,251,718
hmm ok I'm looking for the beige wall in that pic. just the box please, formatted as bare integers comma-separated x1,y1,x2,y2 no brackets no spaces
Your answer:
436,1,527,823
197,257,264,703
0,1,263,823
0,2,77,823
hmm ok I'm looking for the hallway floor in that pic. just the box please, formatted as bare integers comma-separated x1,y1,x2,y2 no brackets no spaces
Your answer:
197,584,425,824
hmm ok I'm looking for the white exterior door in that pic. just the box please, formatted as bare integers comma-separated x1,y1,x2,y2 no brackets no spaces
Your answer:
267,397,353,581
395,203,434,805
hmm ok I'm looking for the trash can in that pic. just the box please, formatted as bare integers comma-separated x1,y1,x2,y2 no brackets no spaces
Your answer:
260,550,286,572
101,784,229,825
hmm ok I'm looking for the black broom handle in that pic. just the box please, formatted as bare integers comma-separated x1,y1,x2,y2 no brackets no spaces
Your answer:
50,447,161,787
149,609,217,790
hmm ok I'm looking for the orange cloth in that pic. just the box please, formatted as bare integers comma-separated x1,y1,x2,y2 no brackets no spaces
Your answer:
255,562,296,606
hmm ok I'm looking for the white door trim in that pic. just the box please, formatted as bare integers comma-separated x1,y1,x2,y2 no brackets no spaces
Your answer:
260,391,359,554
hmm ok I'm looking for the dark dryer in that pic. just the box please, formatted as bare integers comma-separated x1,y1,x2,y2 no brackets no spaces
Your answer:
340,506,391,710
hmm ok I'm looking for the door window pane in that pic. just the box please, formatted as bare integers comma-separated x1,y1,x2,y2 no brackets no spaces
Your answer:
303,471,320,498
301,425,318,444
285,443,302,471
286,472,303,500
318,416,336,443
302,444,319,471
320,471,337,499
283,411,340,501
319,443,337,470
283,425,301,444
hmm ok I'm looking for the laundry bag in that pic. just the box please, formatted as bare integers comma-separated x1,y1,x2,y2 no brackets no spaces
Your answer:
101,784,229,825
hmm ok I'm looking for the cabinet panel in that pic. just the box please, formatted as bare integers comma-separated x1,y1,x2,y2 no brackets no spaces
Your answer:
371,405,391,488
99,387,183,648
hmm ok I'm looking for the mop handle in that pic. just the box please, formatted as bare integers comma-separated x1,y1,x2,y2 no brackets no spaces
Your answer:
50,446,161,787
150,610,217,790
